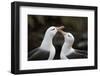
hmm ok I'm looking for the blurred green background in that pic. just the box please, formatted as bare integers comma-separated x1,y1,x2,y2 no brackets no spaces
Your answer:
28,15,88,59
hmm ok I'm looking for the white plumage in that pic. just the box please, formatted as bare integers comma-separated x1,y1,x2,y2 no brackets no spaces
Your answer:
29,26,64,60
59,30,87,59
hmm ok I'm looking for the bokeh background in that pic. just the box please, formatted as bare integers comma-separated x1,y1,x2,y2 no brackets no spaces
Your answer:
28,15,88,59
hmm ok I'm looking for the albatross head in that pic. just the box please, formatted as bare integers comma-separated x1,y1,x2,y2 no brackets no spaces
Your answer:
46,26,64,38
59,30,74,46
40,26,64,50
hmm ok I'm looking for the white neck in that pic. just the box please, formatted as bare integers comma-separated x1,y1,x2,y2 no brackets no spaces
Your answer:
40,33,53,51
62,42,74,56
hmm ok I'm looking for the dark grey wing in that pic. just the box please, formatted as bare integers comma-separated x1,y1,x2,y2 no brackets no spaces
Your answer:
75,49,87,55
67,49,87,59
28,48,50,61
28,48,38,58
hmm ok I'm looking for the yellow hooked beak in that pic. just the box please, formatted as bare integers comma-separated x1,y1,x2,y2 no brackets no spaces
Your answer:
56,26,66,35
56,26,64,31
58,29,66,35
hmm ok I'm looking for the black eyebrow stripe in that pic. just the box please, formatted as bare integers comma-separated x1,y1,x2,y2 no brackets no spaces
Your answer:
51,28,55,30
68,34,71,37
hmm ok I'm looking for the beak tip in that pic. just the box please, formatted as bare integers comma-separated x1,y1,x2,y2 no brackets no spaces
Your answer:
57,26,64,30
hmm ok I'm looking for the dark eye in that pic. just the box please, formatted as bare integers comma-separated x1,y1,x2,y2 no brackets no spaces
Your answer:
51,28,55,30
68,34,71,37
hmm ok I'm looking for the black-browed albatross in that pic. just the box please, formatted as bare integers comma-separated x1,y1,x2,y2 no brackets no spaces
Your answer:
59,30,87,59
28,26,64,60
